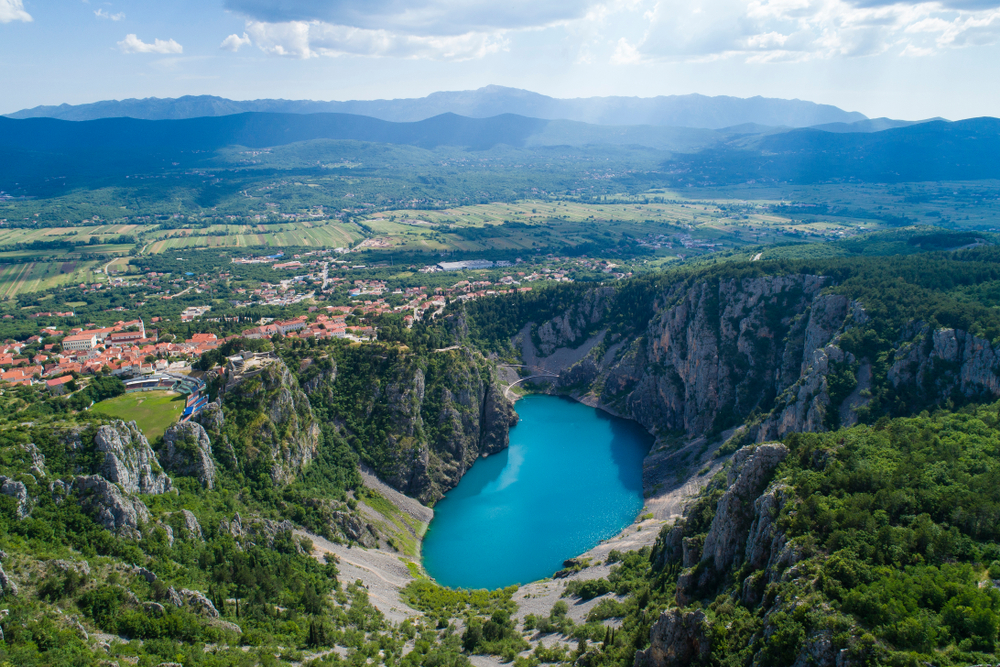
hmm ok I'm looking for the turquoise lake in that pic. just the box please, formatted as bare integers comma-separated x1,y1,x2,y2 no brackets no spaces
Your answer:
422,395,652,590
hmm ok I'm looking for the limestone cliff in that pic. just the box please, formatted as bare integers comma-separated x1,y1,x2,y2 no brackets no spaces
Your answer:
217,353,321,485
633,609,710,667
75,474,152,540
160,421,216,489
94,420,173,495
530,275,1000,443
299,346,517,504
534,286,615,355
646,441,853,667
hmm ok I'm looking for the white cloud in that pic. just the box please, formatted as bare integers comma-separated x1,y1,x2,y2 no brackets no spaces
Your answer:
611,37,642,63
225,0,594,36
0,0,32,23
117,34,184,54
605,0,1000,64
95,8,125,21
244,20,507,60
220,0,1000,63
221,32,253,51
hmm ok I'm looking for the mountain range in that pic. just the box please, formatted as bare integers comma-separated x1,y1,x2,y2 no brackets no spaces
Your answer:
6,85,872,129
2,103,997,189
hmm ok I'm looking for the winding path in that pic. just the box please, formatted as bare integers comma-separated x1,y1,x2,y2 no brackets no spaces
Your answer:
498,363,558,399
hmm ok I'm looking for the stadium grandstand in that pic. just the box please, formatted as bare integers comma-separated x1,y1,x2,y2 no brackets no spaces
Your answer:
123,372,209,421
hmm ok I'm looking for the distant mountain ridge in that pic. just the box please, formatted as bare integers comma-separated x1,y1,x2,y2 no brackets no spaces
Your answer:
664,117,1000,184
0,112,727,153
6,85,868,129
2,110,997,189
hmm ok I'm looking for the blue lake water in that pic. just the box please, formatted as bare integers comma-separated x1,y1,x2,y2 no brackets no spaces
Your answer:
421,394,652,590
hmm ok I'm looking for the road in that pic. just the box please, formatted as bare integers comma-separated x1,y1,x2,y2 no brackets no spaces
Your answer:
498,363,559,399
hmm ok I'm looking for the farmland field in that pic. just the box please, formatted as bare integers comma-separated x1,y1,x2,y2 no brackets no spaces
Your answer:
143,221,361,254
0,224,139,246
91,390,185,441
357,198,869,255
0,260,101,299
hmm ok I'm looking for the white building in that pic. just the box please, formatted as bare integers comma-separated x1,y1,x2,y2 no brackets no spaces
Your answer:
62,333,98,352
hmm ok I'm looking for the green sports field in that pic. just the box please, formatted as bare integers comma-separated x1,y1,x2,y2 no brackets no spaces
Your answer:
91,390,185,441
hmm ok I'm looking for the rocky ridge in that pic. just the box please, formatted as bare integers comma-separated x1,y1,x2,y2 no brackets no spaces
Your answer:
160,421,216,489
94,420,172,495
644,440,858,667
214,353,321,485
299,346,517,503
528,276,1000,445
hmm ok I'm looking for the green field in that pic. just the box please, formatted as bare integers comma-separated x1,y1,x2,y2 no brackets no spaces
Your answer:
357,198,842,255
91,390,185,441
0,224,139,246
144,220,361,254
0,260,102,299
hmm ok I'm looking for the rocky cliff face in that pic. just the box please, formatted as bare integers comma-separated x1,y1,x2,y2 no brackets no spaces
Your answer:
534,286,615,355
599,275,845,438
94,420,173,495
534,275,1000,443
888,323,1000,399
633,609,710,667
160,421,216,489
646,441,854,667
0,421,186,542
219,355,321,485
301,347,517,504
75,474,152,540
0,476,30,518
392,352,518,504
672,443,789,603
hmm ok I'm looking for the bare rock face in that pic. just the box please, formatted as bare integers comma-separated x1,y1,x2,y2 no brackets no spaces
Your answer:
331,510,378,548
174,509,203,540
700,444,789,576
94,420,172,495
558,356,600,389
218,513,300,551
480,378,519,454
194,401,224,433
744,483,792,573
601,276,835,437
75,474,151,540
160,421,216,489
0,564,18,597
889,325,1000,399
633,609,710,667
652,518,687,571
313,347,518,504
21,443,45,477
179,589,220,618
0,476,29,518
533,274,1000,446
534,287,614,356
164,586,184,607
221,356,320,485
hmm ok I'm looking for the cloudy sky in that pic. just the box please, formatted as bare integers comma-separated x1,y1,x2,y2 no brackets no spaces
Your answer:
2,0,998,119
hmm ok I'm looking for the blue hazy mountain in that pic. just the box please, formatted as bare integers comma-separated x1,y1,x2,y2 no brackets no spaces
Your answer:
5,85,868,129
0,112,730,154
662,117,1000,184
2,112,997,189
